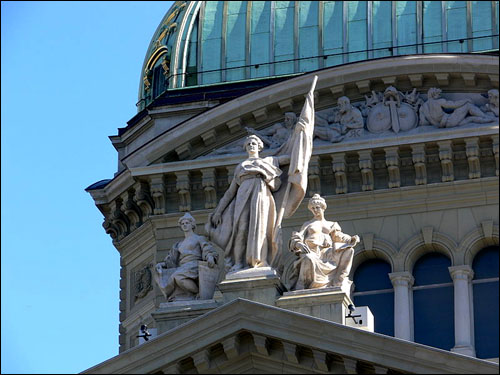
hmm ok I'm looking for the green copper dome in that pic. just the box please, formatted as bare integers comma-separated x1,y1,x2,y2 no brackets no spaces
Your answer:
138,1,499,111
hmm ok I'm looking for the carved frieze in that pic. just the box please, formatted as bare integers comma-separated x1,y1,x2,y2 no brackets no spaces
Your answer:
204,87,497,158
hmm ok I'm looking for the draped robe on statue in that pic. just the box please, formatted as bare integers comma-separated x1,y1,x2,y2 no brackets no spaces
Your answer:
205,76,318,272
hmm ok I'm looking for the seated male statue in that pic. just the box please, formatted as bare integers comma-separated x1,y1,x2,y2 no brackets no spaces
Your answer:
314,96,364,143
154,213,218,301
245,111,297,149
289,194,359,290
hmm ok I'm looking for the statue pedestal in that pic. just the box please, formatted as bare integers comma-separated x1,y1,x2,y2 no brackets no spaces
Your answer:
151,299,220,335
276,287,353,325
218,267,285,305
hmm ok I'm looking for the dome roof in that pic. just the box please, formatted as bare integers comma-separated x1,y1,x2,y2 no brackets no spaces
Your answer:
138,1,499,111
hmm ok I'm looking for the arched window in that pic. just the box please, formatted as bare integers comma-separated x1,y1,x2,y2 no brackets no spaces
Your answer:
472,246,499,359
152,63,168,99
412,253,454,350
353,259,394,336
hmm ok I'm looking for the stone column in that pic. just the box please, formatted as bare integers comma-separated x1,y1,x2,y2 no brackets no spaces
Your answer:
389,272,414,341
449,265,476,357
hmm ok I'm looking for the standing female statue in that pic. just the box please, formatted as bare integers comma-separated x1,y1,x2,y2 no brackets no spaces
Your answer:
206,135,290,272
206,77,318,274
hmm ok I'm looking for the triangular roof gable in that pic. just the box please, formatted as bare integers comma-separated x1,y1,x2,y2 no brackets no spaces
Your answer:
83,298,499,374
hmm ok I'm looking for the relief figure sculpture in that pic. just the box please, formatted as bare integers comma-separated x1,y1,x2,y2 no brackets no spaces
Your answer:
419,87,493,128
206,77,318,274
481,89,499,118
155,213,218,301
314,96,364,143
289,194,359,290
245,112,297,149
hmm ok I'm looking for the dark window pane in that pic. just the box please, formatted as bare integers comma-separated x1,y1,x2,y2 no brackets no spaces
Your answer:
413,253,452,286
473,246,499,280
413,286,454,350
353,259,392,292
354,292,394,336
473,281,499,359
152,64,167,99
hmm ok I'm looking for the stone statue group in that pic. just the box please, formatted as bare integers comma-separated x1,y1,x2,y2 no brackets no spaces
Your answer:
155,77,359,302
155,193,359,302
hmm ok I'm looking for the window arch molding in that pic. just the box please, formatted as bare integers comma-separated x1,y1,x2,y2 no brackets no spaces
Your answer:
351,237,397,277
400,230,457,272
459,223,499,266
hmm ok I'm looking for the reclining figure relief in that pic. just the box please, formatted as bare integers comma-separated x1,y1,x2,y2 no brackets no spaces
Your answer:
154,213,219,302
419,87,494,128
288,194,359,291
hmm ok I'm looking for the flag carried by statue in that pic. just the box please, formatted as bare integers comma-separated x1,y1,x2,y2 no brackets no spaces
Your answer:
273,75,318,246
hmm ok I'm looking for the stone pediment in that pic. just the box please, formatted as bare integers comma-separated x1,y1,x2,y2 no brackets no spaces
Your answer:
82,299,498,374
117,54,498,169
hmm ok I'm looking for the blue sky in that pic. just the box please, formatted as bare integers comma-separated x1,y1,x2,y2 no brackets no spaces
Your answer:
1,2,174,373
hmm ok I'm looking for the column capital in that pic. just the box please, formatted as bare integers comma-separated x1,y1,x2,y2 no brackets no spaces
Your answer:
448,265,474,281
389,272,414,287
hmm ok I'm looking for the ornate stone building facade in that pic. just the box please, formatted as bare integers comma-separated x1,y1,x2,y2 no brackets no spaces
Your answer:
85,1,499,373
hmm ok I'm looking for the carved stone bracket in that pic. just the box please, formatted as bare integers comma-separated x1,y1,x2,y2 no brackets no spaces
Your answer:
201,130,217,146
110,198,130,240
411,144,427,185
312,349,329,372
192,348,211,372
226,118,242,134
343,358,358,374
438,141,454,182
175,143,192,160
330,85,345,98
252,108,268,123
282,341,299,364
465,137,481,179
121,189,143,231
134,181,154,221
150,174,166,215
408,74,423,87
278,98,294,113
252,334,269,356
201,168,217,209
175,171,191,212
435,73,449,86
385,147,401,188
358,150,374,191
332,153,348,194
221,336,240,359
